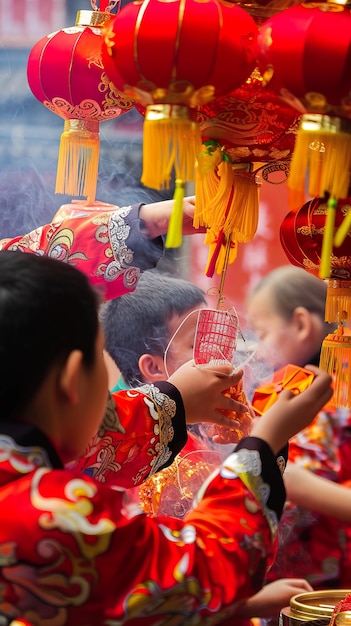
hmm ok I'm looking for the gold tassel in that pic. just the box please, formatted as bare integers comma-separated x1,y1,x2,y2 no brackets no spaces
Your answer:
141,104,202,191
204,230,238,277
222,166,260,243
195,142,260,243
193,142,223,229
55,119,100,201
325,279,351,324
320,323,351,408
165,179,185,249
288,113,351,210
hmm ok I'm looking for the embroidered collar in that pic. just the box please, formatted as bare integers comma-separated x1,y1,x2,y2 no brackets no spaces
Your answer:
0,421,63,469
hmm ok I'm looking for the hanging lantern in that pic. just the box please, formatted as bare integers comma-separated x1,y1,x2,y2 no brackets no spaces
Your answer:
257,1,351,278
27,4,134,202
257,1,351,205
280,196,351,408
280,196,351,321
193,67,300,278
101,0,258,247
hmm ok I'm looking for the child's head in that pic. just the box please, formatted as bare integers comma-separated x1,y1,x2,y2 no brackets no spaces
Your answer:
0,250,108,461
247,265,336,369
101,270,207,386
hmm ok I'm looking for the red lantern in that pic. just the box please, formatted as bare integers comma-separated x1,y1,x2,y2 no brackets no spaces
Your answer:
27,8,134,202
257,2,351,206
280,196,351,408
257,1,351,280
196,72,299,164
280,196,351,319
192,69,300,277
101,0,258,247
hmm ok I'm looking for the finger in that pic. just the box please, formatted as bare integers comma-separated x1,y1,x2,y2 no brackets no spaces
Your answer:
277,388,297,400
296,368,333,404
202,412,240,428
215,412,241,428
194,362,241,378
221,397,248,414
184,195,195,204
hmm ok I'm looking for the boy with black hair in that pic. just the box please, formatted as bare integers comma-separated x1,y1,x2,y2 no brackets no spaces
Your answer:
101,270,207,389
0,250,332,626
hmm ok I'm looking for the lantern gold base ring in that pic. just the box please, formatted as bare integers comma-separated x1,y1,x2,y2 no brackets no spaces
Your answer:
76,10,112,27
288,113,351,207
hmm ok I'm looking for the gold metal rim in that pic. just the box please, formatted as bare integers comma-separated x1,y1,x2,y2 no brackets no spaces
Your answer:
300,113,351,135
290,590,351,620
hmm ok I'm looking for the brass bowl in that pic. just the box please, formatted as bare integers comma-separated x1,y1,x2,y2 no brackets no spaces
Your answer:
280,590,351,626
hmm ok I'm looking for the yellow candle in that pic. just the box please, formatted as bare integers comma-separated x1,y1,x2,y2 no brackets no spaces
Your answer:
319,197,338,279
334,209,351,248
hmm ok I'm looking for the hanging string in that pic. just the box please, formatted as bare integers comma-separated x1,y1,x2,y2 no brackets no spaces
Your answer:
216,237,232,310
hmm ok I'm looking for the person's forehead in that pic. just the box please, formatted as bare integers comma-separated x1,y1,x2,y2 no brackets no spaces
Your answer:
167,304,207,339
248,290,274,316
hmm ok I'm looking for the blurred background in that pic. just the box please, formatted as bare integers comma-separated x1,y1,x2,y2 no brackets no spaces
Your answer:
0,0,292,318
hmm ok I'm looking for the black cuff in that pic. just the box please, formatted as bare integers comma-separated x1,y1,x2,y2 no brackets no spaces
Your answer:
125,204,164,271
152,381,188,468
236,436,286,521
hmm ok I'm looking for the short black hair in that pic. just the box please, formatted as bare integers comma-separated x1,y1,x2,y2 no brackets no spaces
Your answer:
101,270,206,386
0,250,100,420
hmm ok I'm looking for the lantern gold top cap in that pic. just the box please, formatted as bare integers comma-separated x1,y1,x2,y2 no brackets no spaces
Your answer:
75,10,112,27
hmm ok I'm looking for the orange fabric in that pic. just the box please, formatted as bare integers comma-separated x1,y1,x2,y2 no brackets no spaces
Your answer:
251,364,315,416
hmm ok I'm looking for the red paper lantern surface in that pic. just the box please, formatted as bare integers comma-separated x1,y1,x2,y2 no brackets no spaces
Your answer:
102,0,258,107
280,197,351,280
101,0,259,249
195,72,300,164
28,14,133,125
256,2,351,216
27,10,134,200
257,2,351,118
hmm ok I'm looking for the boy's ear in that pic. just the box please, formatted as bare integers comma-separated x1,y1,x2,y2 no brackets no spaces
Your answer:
292,306,312,340
59,350,84,405
139,353,166,382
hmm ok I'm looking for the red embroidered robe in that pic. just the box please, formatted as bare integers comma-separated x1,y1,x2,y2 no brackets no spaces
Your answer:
0,383,285,625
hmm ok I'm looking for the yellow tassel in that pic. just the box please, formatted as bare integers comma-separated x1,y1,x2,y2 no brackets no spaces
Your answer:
288,113,351,210
141,104,202,191
165,179,185,249
195,144,260,243
334,209,351,248
325,279,351,323
55,119,100,201
319,197,338,280
320,323,351,408
204,230,238,276
222,166,260,243
193,142,223,229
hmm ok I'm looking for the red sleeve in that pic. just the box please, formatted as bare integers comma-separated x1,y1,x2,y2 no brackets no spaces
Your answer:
0,426,286,624
0,203,164,301
35,438,284,623
72,382,187,487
